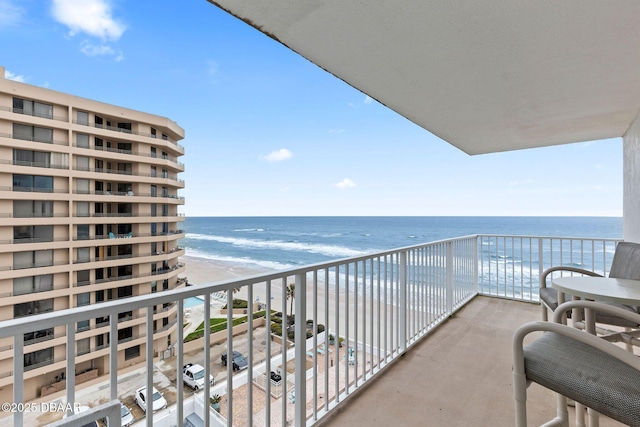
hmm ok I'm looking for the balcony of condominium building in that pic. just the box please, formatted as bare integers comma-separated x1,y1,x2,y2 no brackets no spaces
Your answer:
0,234,631,427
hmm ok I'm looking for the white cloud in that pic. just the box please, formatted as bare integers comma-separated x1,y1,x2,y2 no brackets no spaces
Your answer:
80,40,123,60
5,69,25,83
335,178,356,189
0,0,24,26
261,148,293,163
364,95,373,104
51,0,125,41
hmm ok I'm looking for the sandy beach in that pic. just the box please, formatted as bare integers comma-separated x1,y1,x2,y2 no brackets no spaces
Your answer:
182,254,429,349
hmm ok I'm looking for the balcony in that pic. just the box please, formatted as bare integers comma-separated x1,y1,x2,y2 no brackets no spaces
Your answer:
0,234,627,427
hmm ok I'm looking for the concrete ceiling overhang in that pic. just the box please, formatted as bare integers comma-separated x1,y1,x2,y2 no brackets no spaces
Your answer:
207,1,640,155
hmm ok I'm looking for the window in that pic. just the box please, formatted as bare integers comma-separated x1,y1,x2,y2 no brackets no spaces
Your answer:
13,200,53,218
95,137,103,149
150,166,157,177
77,111,89,126
95,115,103,128
76,179,89,194
13,98,53,119
150,185,157,197
77,247,90,263
117,142,132,153
77,338,90,355
76,156,90,171
13,274,53,296
77,293,90,331
162,169,168,178
117,286,133,300
13,174,53,192
150,147,157,158
151,223,157,236
76,202,89,217
150,128,157,138
162,187,168,197
161,133,168,140
13,250,53,270
77,224,89,240
162,204,169,217
125,345,140,360
118,327,133,343
117,122,132,133
14,225,53,243
24,327,54,344
151,204,157,217
151,281,157,293
13,124,53,143
24,347,54,371
76,134,90,148
14,299,53,318
77,270,90,286
162,151,167,159
13,149,51,168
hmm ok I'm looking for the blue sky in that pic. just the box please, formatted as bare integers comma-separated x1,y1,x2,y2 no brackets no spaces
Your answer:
0,0,623,217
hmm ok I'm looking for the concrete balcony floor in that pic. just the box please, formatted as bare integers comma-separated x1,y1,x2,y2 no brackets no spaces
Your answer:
319,296,626,427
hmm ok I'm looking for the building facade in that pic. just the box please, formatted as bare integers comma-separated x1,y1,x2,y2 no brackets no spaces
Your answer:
0,66,185,402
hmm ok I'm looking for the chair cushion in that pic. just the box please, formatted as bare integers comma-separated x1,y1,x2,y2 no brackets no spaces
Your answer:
539,287,560,311
524,331,640,427
609,242,640,281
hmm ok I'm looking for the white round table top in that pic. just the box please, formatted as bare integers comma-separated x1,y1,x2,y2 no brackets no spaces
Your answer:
552,276,640,306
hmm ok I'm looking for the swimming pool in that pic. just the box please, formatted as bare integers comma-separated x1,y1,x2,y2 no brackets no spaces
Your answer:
184,296,204,308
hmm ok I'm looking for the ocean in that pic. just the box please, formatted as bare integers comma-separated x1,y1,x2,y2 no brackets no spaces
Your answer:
183,216,623,272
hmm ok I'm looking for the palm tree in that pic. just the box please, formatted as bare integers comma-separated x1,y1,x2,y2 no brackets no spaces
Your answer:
286,283,295,319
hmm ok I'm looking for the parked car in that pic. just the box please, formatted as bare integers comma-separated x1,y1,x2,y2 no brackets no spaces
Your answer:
120,401,134,426
183,363,214,390
221,350,248,371
135,386,168,413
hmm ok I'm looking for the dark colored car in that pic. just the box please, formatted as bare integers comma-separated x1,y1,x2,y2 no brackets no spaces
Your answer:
221,350,248,371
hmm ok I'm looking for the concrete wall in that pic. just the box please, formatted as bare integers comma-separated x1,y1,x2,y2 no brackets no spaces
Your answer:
623,111,640,242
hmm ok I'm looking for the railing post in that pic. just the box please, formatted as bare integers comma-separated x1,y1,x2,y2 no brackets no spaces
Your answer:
446,241,454,315
13,334,23,427
66,323,75,416
294,272,307,427
473,236,479,293
399,251,407,352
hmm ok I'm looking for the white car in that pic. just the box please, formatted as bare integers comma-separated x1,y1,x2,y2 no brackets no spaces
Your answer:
183,363,214,390
120,402,134,426
135,386,167,413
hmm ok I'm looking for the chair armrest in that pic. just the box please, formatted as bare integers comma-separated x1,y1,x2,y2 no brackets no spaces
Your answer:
539,266,602,289
553,300,640,325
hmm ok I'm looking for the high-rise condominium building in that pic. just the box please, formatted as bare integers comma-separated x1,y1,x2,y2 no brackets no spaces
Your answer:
0,66,186,403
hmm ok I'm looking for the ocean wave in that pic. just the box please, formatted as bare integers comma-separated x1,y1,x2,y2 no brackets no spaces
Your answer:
233,228,265,232
184,248,293,270
185,233,369,258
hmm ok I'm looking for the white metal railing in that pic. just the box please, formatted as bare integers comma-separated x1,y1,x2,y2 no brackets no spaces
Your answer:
477,235,621,301
0,234,621,426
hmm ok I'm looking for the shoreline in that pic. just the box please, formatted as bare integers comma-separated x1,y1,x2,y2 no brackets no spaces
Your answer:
182,254,400,340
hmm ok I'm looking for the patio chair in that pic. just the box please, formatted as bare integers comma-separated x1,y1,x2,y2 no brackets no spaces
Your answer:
539,241,640,330
513,300,640,427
